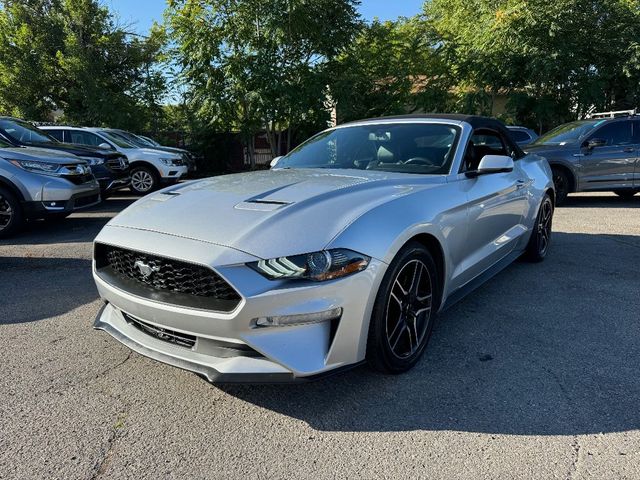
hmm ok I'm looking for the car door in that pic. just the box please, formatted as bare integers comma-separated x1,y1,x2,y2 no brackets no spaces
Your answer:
578,120,635,190
633,120,640,188
450,130,529,290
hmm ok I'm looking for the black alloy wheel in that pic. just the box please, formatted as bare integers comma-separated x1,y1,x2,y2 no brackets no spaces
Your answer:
524,193,554,262
367,242,440,374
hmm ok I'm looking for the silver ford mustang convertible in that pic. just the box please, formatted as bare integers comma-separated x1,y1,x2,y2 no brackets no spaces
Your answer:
93,115,554,382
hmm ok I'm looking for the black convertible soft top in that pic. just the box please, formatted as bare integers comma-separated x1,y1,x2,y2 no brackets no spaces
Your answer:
344,114,525,158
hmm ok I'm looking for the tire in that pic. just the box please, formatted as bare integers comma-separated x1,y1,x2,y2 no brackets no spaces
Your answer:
551,167,570,206
366,242,441,374
524,193,554,263
0,186,24,239
613,190,637,199
130,166,158,195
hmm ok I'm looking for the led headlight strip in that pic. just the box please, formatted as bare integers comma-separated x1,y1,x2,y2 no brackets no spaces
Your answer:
249,249,370,282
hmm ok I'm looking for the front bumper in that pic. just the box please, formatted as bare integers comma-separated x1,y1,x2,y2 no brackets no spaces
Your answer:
21,177,101,219
92,226,385,382
157,164,188,180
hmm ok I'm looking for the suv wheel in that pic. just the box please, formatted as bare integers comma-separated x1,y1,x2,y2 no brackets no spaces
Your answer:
551,167,570,206
130,166,158,195
0,187,23,239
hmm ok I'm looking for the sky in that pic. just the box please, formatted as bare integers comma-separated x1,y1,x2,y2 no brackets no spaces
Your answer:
106,0,425,34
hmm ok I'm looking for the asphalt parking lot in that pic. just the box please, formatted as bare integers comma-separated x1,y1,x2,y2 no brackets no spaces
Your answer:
1,192,639,479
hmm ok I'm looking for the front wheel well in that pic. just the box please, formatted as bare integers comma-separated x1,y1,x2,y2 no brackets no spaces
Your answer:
404,233,445,302
129,160,161,179
549,163,576,193
0,177,25,202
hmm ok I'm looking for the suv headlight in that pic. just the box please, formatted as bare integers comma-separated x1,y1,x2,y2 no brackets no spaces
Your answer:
9,159,61,175
249,249,370,282
160,158,177,166
83,157,105,166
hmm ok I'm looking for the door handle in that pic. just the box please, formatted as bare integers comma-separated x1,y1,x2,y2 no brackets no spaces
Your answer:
516,179,526,189
623,147,635,153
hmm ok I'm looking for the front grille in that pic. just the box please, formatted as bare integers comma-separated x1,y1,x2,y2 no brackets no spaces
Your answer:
124,313,196,348
63,173,94,185
107,157,128,170
95,244,241,312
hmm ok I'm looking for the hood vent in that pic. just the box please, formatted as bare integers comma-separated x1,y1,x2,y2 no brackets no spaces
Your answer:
235,199,291,212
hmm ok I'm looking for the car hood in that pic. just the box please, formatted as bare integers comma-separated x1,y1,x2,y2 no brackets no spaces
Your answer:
25,141,122,159
123,147,181,159
109,169,445,259
0,146,85,164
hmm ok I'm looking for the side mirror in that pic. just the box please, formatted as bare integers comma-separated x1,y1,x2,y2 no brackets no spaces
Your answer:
270,156,282,168
584,138,606,150
466,155,514,178
98,142,112,150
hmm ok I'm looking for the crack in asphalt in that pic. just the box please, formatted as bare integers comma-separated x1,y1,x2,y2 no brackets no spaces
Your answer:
566,436,582,480
87,351,134,479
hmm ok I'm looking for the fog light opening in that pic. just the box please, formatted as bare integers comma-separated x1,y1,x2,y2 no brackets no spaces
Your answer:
253,307,342,328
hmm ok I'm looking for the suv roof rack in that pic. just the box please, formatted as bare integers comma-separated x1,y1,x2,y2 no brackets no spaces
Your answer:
586,108,638,119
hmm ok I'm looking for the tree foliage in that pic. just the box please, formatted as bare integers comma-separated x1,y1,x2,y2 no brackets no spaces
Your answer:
166,0,362,166
0,0,166,129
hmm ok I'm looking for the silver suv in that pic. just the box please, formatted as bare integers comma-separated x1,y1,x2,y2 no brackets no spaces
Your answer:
526,116,639,204
0,137,101,238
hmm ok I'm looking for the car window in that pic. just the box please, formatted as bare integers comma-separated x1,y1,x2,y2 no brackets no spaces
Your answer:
0,119,57,144
97,131,136,148
590,122,633,146
510,130,530,142
46,130,65,142
69,130,109,148
278,123,460,175
534,121,599,145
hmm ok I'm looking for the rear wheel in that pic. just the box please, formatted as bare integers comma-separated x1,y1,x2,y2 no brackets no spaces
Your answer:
0,187,23,239
551,167,570,206
524,193,554,262
613,190,637,199
130,166,158,195
367,242,441,374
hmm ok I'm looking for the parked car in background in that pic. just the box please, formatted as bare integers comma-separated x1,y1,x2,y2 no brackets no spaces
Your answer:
507,126,538,146
93,114,554,383
0,117,130,197
526,115,639,204
0,137,100,238
40,126,187,195
107,130,197,175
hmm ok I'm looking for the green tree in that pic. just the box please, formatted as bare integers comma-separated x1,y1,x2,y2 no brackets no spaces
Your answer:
330,17,453,123
0,0,167,130
424,0,640,130
166,0,362,167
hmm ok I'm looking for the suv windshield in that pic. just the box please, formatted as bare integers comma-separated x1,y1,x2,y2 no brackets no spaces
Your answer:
533,121,600,146
97,130,136,148
277,123,460,174
0,118,56,144
112,130,149,148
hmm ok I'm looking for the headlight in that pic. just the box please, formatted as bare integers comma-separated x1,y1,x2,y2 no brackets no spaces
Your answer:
9,159,60,175
83,157,105,166
249,249,370,281
160,158,177,165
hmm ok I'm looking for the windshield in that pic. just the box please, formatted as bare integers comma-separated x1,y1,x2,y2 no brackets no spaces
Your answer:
141,135,161,147
533,121,600,145
0,119,56,144
277,123,460,174
97,130,137,148
114,130,150,148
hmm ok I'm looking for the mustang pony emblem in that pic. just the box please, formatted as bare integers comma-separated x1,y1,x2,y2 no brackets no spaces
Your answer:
134,260,160,279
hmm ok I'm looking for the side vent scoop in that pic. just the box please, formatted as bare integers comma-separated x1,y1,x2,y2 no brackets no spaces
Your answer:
235,199,292,211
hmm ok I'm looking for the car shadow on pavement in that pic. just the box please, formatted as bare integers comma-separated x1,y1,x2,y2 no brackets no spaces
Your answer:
0,256,97,324
220,231,640,435
0,197,136,246
562,194,640,208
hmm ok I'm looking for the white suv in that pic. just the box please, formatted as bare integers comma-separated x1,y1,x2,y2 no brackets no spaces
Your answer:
41,126,188,194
